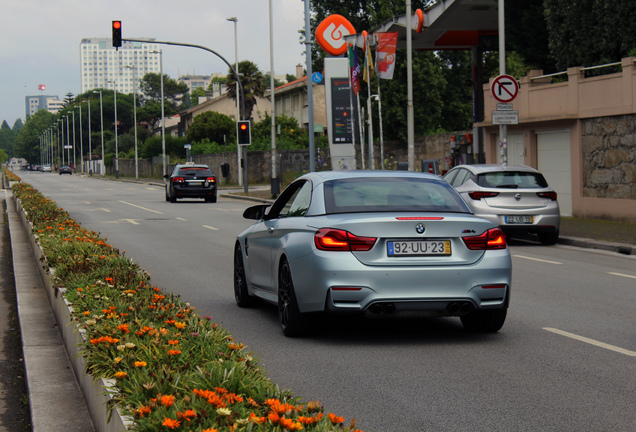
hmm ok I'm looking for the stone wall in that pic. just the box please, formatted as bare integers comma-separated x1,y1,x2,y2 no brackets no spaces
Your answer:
582,114,636,200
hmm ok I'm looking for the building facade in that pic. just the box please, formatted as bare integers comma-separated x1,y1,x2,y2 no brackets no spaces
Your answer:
79,38,161,95
25,95,62,118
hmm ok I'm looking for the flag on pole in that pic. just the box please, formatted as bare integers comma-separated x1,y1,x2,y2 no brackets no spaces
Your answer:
376,32,398,79
348,44,361,95
362,38,374,83
38,84,46,90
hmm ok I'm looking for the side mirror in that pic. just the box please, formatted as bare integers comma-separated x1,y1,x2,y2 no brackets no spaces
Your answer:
163,174,170,179
243,204,270,220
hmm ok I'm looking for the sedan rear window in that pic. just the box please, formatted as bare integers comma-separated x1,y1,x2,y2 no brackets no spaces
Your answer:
324,178,471,214
477,172,548,189
177,167,213,177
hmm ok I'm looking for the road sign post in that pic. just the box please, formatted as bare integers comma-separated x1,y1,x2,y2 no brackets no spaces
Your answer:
491,75,519,165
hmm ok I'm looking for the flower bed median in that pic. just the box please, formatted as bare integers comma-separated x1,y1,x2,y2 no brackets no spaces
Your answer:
12,180,362,432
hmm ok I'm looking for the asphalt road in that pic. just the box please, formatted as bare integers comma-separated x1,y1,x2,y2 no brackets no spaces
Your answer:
17,172,636,432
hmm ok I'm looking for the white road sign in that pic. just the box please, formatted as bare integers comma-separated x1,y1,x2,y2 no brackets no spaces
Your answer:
492,110,519,125
491,75,519,103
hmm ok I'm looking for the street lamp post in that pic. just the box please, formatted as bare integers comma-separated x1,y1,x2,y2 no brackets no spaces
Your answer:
227,17,242,186
112,80,119,178
76,105,84,173
150,50,166,177
72,111,77,171
372,94,385,169
125,64,139,179
88,99,92,175
93,90,104,174
65,115,70,164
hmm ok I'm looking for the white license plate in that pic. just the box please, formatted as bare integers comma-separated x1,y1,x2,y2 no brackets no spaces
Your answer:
505,215,533,224
187,181,204,187
387,240,451,257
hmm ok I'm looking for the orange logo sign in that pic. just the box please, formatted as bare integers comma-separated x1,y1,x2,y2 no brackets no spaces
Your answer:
316,15,356,56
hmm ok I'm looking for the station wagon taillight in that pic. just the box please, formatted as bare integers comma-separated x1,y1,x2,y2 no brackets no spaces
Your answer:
206,176,216,183
462,228,507,250
537,191,557,200
314,228,377,252
172,177,185,183
468,191,499,200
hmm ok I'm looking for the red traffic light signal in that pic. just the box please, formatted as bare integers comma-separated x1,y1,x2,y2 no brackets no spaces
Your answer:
237,120,251,145
112,20,122,48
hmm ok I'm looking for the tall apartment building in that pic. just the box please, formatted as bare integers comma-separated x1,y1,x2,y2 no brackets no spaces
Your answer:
25,95,62,118
79,38,161,95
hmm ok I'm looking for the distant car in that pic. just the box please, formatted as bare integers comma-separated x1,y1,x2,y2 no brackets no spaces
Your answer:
234,171,511,336
59,165,72,175
164,163,217,203
443,164,560,245
42,165,52,173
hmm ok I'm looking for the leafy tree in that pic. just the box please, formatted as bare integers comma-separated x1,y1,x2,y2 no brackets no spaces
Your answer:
263,73,285,90
12,119,23,132
0,120,16,157
186,111,235,145
137,73,189,135
225,60,266,121
139,134,188,159
0,148,7,164
63,92,75,107
13,109,55,162
285,73,298,83
190,87,208,105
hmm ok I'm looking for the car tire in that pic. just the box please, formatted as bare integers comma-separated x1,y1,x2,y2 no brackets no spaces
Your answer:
538,230,559,245
278,258,307,337
234,242,254,307
169,188,176,203
460,308,507,333
165,189,170,202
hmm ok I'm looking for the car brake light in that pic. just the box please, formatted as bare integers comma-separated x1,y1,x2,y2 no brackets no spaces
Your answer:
468,191,499,200
537,191,557,200
314,228,377,252
206,176,216,183
462,227,507,250
172,177,185,183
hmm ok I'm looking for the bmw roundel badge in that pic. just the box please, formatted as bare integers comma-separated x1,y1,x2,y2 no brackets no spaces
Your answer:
415,223,426,234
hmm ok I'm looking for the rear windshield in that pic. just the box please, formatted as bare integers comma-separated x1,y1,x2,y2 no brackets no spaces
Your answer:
476,171,548,189
177,167,213,177
324,177,471,214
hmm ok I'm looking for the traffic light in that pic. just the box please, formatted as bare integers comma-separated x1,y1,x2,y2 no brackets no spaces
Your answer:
237,120,251,145
112,20,122,48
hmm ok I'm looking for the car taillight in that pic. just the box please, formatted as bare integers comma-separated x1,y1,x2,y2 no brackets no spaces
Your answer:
314,228,377,252
537,191,557,200
462,228,507,250
206,176,216,183
468,191,499,200
172,177,185,183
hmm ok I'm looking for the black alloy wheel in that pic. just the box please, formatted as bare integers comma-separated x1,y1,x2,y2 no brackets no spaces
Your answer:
234,242,254,307
278,259,307,337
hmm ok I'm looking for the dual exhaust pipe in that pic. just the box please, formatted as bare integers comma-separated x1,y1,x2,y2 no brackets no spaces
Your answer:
368,303,396,315
446,302,474,315
366,301,474,316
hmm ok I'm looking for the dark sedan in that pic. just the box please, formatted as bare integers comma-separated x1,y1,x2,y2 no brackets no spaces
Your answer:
164,163,217,203
59,165,72,175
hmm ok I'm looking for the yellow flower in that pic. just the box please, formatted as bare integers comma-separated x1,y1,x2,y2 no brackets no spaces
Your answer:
135,361,147,367
114,371,127,379
174,321,187,329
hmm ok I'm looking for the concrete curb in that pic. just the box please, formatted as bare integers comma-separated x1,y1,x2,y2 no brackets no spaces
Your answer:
9,193,132,431
558,236,635,256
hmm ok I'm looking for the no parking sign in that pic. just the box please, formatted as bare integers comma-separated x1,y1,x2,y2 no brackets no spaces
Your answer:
491,75,519,103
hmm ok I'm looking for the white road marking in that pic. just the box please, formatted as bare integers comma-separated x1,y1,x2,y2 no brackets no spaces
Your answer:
202,225,219,231
176,217,188,221
85,208,112,213
608,272,636,280
543,328,636,357
119,200,163,214
513,255,562,265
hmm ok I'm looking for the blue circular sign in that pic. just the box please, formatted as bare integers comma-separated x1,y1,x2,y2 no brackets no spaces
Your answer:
312,72,323,84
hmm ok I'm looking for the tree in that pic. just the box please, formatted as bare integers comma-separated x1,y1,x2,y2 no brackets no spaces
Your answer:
190,87,208,105
13,109,55,162
0,148,7,164
63,92,75,107
12,119,23,132
285,73,298,83
0,120,16,158
137,73,188,135
225,60,266,121
186,111,235,145
544,0,636,70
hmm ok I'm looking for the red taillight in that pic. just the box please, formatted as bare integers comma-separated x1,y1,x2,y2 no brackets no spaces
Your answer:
206,176,216,183
396,217,444,220
172,177,185,183
468,191,499,200
537,191,557,200
314,228,377,252
462,228,507,250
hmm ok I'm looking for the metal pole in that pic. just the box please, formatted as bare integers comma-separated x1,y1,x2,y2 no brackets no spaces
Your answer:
365,34,374,170
160,50,166,177
88,99,92,175
72,111,76,171
114,79,119,178
77,106,83,173
406,0,415,171
227,17,242,186
375,91,385,170
66,115,70,164
269,0,279,195
95,90,104,174
133,68,138,179
499,0,507,165
304,0,315,172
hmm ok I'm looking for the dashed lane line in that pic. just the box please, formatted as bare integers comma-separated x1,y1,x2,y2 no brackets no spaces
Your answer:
608,272,636,280
512,255,562,265
543,328,636,357
119,200,163,214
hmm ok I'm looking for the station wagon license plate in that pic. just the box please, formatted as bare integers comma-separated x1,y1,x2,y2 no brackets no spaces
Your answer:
387,240,451,257
505,215,533,224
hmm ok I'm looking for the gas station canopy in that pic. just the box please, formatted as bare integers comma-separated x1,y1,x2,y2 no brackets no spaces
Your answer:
373,0,498,50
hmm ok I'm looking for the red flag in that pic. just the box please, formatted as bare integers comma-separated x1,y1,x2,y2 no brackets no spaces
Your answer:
376,32,398,80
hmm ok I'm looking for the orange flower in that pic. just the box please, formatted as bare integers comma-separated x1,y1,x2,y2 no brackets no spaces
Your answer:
117,323,130,334
168,339,179,345
167,349,181,356
162,417,181,429
174,321,187,329
328,413,344,424
134,361,147,367
268,412,281,425
114,371,127,379
161,395,175,407
201,429,218,432
136,406,151,417
279,417,304,431
298,416,316,425
248,412,266,424
83,311,91,315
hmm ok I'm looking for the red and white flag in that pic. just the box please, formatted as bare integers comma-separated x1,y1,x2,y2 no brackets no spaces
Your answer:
38,84,46,90
376,32,398,80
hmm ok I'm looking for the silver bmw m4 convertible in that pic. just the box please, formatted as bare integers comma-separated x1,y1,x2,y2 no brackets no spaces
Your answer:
234,171,512,336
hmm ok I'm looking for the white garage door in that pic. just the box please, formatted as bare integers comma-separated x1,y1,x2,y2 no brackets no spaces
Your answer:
506,133,525,166
537,131,572,216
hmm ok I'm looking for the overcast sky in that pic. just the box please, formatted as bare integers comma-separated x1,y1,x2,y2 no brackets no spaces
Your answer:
1,0,308,127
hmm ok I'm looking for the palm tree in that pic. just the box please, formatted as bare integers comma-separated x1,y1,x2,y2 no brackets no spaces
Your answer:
226,60,265,121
